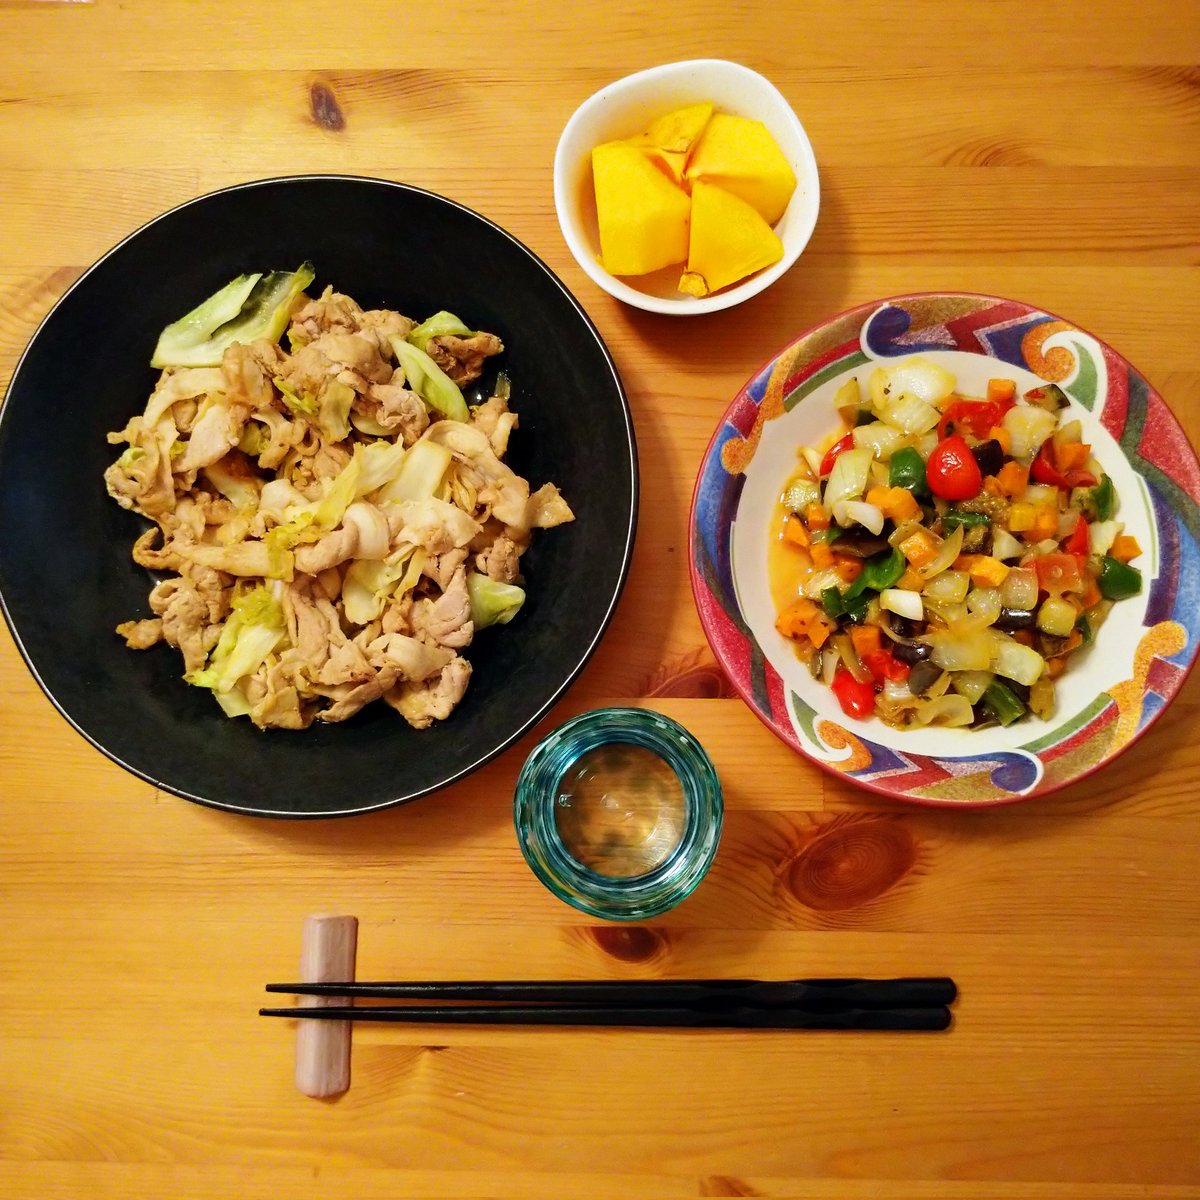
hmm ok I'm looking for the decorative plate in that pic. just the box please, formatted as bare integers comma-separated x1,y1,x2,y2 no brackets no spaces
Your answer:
690,292,1200,805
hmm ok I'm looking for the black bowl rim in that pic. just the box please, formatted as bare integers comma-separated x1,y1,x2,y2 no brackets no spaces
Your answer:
0,173,639,817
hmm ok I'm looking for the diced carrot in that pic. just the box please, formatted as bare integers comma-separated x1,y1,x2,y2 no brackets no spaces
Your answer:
953,554,977,571
1008,502,1037,532
995,461,1029,497
775,598,819,640
983,476,1003,497
834,555,863,583
865,485,890,509
898,567,924,591
882,486,921,522
810,541,834,569
782,514,810,548
805,503,830,532
899,529,938,568
987,378,1016,404
968,556,1010,588
1081,576,1102,609
1032,507,1060,540
1014,629,1036,647
989,424,1012,455
1056,442,1091,471
808,612,837,649
850,624,882,658
1111,534,1142,562
1047,656,1067,678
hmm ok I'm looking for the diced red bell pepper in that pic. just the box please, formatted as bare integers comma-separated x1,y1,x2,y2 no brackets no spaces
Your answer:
937,399,1011,440
831,665,876,719
862,648,911,684
819,432,855,477
1031,441,1097,490
1063,516,1089,556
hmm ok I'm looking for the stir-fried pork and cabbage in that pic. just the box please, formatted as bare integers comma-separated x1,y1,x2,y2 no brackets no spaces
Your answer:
770,356,1143,729
105,264,573,730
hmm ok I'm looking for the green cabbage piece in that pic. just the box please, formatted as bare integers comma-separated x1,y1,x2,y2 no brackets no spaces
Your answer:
407,310,475,353
342,548,426,626
186,584,286,694
467,572,525,630
273,375,318,416
317,379,355,442
389,336,469,423
377,439,451,506
353,440,408,497
152,263,316,369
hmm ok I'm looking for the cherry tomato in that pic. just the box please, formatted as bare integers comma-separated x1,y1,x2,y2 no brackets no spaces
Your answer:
819,432,856,477
937,399,1010,440
1033,552,1085,595
831,666,876,719
925,434,983,501
1064,516,1089,557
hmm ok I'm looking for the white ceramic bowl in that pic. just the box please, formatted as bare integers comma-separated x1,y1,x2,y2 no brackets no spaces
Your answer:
553,59,821,316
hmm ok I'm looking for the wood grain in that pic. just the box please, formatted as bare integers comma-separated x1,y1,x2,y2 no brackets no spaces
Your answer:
1,1,1199,1197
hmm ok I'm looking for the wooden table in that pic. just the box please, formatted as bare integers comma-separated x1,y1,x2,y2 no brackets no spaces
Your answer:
2,2,1199,1197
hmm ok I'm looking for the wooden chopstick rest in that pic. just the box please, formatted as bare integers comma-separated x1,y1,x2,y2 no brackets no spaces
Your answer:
294,914,358,1098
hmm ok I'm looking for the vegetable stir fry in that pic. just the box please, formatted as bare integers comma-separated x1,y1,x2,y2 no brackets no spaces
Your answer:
771,357,1143,729
106,266,573,730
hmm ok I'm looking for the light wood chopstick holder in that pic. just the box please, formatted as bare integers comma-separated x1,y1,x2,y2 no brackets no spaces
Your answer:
295,914,358,1098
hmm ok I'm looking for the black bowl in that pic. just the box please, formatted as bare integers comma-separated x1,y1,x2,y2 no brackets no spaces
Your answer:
0,176,637,817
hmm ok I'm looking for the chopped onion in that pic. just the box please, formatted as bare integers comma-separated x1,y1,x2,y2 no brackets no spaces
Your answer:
990,631,1047,685
853,421,907,459
1020,483,1059,509
914,693,974,727
802,566,847,601
1088,519,1122,556
1000,567,1038,610
918,524,965,580
882,391,941,435
925,626,994,672
834,633,873,684
923,598,970,625
991,526,1023,561
952,669,995,705
822,446,873,513
868,368,890,410
833,377,863,423
924,568,970,603
1057,508,1081,540
881,588,924,621
801,446,824,477
915,430,939,457
888,518,924,548
783,477,821,512
1003,404,1058,459
967,586,1002,626
822,647,840,685
884,357,957,406
832,499,885,535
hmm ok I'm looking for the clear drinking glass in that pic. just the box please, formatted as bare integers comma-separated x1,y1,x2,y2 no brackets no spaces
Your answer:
514,707,723,920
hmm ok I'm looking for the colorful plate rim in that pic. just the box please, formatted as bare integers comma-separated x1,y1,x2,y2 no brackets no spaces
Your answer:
689,291,1200,806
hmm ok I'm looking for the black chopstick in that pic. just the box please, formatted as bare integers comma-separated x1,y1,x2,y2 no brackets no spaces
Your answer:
264,977,956,1011
260,1003,952,1031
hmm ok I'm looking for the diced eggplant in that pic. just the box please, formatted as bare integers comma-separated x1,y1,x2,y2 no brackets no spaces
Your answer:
971,438,1004,477
907,660,943,696
996,606,1036,631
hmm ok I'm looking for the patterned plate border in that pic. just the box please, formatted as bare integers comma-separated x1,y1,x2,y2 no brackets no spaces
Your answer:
689,293,1200,804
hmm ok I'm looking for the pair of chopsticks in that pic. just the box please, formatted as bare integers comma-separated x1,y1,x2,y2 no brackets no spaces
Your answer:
260,977,956,1031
